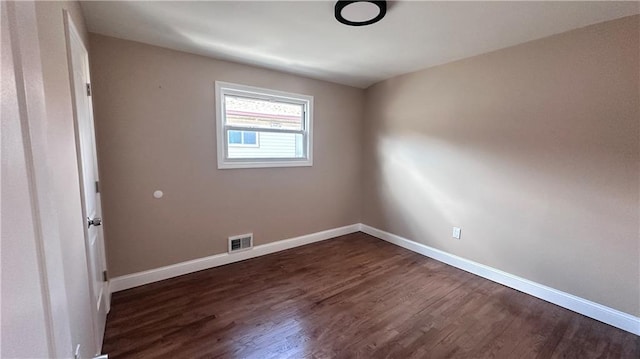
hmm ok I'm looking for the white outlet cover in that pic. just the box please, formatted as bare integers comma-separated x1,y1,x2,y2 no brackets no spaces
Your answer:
453,227,461,239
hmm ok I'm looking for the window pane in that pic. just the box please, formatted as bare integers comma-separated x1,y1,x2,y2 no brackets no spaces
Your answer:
243,131,257,145
227,131,304,159
224,95,303,131
228,130,242,144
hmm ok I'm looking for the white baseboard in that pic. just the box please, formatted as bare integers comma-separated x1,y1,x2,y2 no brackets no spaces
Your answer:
360,224,640,336
108,222,639,336
109,224,360,293
105,281,111,313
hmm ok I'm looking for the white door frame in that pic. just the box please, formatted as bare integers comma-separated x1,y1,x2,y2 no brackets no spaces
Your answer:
2,1,73,357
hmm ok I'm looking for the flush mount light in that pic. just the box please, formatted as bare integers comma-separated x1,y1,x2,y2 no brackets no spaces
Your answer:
335,1,387,26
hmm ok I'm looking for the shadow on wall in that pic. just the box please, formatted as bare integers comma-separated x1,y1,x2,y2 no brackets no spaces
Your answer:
367,130,638,314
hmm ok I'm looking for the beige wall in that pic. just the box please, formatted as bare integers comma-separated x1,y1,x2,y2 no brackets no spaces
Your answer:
89,34,364,277
362,15,640,316
35,1,97,357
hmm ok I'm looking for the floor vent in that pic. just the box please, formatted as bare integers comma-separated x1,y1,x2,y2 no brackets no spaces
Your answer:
228,233,253,253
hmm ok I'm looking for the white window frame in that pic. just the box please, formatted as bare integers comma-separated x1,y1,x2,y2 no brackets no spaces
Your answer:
215,81,314,169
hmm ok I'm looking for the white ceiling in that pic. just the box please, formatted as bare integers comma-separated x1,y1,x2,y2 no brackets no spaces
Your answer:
81,1,639,88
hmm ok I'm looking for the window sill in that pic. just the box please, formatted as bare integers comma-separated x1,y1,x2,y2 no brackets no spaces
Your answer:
217,159,313,169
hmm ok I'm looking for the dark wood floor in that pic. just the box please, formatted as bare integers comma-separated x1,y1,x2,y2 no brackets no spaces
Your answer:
103,233,639,358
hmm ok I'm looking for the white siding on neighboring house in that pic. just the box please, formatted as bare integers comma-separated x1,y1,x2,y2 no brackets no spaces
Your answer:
228,132,303,159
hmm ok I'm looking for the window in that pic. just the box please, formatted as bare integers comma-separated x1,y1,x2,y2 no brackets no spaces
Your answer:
216,81,313,169
228,130,259,147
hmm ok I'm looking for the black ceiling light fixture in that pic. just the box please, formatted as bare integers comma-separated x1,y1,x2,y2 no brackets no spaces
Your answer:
335,1,387,26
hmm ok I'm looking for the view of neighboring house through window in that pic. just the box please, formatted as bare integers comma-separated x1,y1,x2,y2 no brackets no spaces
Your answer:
216,81,313,169
228,130,258,146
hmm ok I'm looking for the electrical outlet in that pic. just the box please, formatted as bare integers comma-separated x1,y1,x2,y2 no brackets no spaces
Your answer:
452,227,461,239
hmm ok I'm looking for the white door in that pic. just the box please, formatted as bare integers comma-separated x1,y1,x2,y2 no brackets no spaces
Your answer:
66,14,109,351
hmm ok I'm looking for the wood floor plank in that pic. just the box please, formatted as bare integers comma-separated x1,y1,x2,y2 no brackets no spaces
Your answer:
103,233,639,358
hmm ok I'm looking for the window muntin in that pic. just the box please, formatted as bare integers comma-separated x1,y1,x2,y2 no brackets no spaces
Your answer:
216,82,313,169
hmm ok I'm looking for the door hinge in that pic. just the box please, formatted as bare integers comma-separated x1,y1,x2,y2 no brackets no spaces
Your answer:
102,270,108,282
86,83,91,97
95,180,100,193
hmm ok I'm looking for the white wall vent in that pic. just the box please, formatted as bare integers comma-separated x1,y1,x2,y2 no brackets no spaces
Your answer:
228,233,253,253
